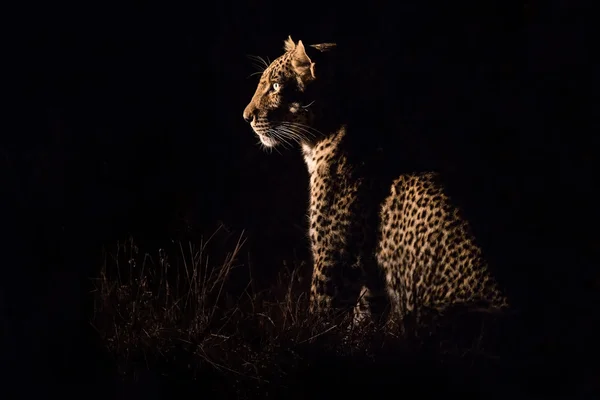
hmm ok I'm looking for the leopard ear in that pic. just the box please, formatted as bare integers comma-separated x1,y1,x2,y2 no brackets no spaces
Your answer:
284,35,296,52
291,40,316,79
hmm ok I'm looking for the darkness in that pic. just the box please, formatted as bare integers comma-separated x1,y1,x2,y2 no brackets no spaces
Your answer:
2,0,596,395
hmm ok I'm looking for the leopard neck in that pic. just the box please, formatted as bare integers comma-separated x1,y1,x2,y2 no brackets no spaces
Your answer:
301,125,348,176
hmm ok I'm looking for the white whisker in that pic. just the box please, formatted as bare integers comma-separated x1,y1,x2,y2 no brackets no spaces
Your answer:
269,131,288,148
247,71,264,79
278,127,310,145
251,62,265,72
277,126,298,147
247,54,269,70
279,121,323,138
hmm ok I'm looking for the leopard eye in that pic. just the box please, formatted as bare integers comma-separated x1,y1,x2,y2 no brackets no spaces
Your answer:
272,83,280,91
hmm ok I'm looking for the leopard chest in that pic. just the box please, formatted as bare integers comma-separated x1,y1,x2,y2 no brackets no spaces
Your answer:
307,165,379,265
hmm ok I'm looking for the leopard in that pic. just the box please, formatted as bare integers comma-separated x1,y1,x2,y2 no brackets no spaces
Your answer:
242,36,508,331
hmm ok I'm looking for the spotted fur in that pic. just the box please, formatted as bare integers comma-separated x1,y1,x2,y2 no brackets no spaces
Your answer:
243,36,508,327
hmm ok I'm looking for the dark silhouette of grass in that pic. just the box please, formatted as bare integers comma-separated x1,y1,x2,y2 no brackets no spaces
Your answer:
90,227,599,399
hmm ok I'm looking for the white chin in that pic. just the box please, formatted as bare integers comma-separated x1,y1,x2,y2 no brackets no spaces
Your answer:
258,135,277,147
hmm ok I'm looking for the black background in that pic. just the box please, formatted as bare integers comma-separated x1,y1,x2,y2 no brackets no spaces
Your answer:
2,0,596,392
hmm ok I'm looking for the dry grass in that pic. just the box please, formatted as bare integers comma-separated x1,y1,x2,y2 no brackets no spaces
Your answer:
89,226,566,398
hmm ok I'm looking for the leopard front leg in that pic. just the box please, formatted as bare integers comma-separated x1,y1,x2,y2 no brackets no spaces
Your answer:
307,205,386,324
308,246,364,315
309,255,387,331
305,168,386,324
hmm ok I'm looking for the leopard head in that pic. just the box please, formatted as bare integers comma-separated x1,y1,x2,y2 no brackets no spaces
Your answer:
243,36,337,149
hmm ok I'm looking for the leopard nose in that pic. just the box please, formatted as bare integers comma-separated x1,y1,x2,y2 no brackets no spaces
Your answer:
243,106,255,123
